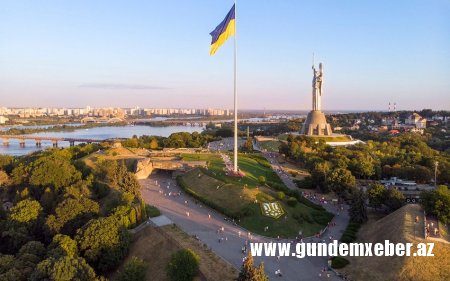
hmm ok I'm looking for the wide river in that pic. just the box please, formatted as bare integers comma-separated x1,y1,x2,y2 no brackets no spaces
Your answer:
0,125,204,156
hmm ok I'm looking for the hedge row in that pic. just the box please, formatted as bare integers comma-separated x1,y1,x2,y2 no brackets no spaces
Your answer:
145,204,161,218
339,222,362,243
312,210,334,225
331,257,350,269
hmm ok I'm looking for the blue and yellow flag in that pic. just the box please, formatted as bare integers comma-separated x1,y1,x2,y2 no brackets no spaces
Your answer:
209,4,235,55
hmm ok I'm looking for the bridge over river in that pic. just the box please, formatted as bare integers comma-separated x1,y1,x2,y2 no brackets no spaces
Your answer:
0,135,105,148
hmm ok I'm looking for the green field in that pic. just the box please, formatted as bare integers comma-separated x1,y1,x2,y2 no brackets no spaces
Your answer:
308,135,352,142
277,134,289,141
258,140,281,152
178,153,333,238
182,153,285,190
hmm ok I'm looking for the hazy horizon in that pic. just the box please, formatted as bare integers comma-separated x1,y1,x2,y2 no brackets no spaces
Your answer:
1,0,449,110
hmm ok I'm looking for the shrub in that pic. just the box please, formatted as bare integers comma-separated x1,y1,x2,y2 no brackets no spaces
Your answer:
145,205,161,218
91,181,110,199
167,249,199,281
340,222,361,243
255,192,274,203
312,211,334,225
331,257,349,269
294,193,326,211
287,197,297,207
294,176,314,189
117,257,147,281
276,191,285,200
258,176,266,185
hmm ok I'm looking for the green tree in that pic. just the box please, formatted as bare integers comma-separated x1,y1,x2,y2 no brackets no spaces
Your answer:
367,184,386,210
349,154,375,179
421,185,450,224
18,241,46,258
149,138,159,150
9,199,43,226
112,205,138,229
349,189,368,224
384,188,405,211
120,172,141,196
0,242,45,280
48,234,79,258
0,155,14,172
29,155,81,190
276,191,285,200
10,164,31,186
99,160,141,196
167,249,200,281
30,256,97,281
75,216,130,273
238,252,268,281
254,262,269,281
117,257,147,281
257,176,266,185
39,187,56,213
0,170,9,187
0,254,28,281
46,197,99,236
241,137,253,152
311,161,331,193
0,267,25,281
434,187,450,224
0,226,32,254
325,168,356,196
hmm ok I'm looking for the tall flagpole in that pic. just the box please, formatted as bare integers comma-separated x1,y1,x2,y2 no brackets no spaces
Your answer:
233,0,238,172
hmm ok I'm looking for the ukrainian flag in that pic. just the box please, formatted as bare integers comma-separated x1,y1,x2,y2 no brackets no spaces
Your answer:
209,4,235,55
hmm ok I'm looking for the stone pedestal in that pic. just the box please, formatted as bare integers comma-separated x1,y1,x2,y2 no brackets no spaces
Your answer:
301,110,333,136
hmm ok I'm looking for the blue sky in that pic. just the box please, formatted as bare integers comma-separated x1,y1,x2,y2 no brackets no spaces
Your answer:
0,0,449,110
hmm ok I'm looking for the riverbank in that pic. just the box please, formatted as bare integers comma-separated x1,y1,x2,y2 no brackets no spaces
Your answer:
0,124,204,156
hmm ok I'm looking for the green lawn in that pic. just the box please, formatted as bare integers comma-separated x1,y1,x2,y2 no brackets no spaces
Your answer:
182,153,285,190
238,203,328,238
178,165,333,238
258,140,281,152
277,134,289,141
308,135,352,142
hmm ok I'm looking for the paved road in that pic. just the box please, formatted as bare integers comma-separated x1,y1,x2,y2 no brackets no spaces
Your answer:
141,170,349,281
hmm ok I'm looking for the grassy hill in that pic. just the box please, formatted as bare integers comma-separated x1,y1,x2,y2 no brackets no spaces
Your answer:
177,165,332,238
340,204,450,281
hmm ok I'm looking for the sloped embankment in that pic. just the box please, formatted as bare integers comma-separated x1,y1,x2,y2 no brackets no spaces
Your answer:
341,204,450,281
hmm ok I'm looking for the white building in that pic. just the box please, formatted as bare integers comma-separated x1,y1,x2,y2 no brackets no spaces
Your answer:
405,113,427,129
0,116,9,124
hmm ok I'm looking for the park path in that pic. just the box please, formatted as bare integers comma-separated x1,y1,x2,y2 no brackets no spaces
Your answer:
141,171,345,281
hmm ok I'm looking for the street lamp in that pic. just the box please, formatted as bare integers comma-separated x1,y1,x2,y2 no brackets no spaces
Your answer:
434,161,438,188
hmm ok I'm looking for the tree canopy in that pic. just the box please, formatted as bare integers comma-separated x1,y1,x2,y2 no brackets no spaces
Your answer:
166,249,200,281
75,216,130,273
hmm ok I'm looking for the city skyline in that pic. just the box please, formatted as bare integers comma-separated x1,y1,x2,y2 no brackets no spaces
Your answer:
1,0,449,110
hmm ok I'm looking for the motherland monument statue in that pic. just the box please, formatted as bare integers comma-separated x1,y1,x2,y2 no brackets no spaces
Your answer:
301,61,333,136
